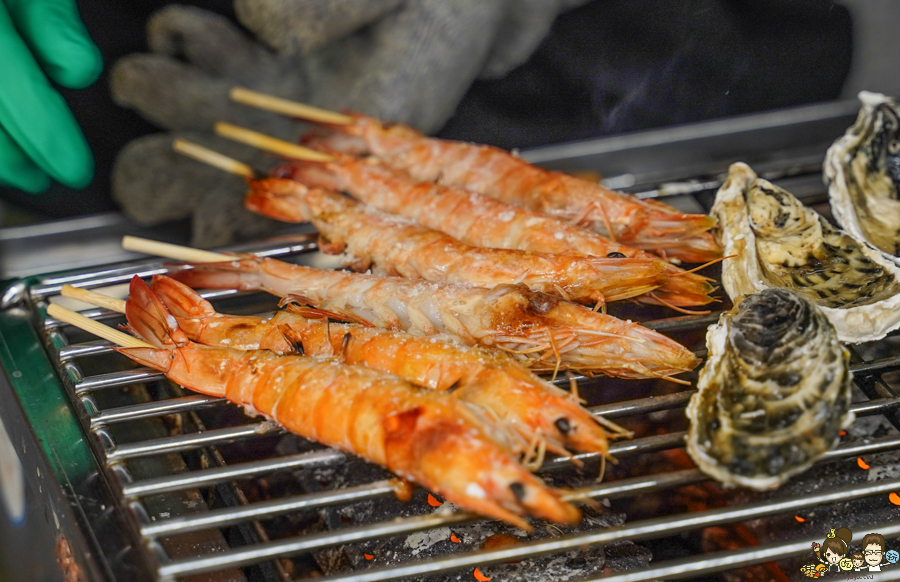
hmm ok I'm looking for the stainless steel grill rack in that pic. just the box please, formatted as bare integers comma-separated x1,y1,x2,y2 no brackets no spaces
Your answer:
14,237,900,581
4,99,900,582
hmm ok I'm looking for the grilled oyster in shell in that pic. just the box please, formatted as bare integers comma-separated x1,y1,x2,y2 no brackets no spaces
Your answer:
712,162,900,343
826,91,900,257
686,288,853,490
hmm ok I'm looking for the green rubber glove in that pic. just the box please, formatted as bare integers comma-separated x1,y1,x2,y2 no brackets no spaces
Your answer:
0,0,101,193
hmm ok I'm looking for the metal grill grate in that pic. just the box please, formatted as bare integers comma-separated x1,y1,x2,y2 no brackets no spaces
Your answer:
9,100,900,581
14,226,900,581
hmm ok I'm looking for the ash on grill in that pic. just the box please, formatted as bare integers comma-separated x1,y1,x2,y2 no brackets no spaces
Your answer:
287,441,650,580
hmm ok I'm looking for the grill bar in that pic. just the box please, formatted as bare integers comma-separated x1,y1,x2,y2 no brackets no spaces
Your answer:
25,148,900,581
70,368,900,430
58,339,115,361
642,312,722,332
59,332,900,420
157,476,900,580
143,469,709,540
88,395,225,427
106,422,284,461
141,480,398,537
28,236,318,300
586,521,900,582
33,265,171,298
157,512,475,579
135,432,900,551
74,368,163,394
121,450,345,498
592,390,695,418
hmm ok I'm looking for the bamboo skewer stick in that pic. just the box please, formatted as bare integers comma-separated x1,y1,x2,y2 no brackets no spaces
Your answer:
215,122,335,163
47,303,153,349
122,236,232,263
229,87,353,126
61,285,125,313
173,139,257,179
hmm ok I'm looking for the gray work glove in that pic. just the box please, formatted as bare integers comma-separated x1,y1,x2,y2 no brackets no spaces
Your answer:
111,1,588,247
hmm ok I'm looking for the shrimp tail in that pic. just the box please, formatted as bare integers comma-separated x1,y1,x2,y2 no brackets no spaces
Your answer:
114,277,200,385
124,275,186,348
117,277,237,398
245,179,318,223
149,275,217,318
167,257,270,293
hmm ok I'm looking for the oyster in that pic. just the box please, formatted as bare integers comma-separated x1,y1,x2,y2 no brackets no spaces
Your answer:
825,91,900,256
686,288,853,490
711,162,900,343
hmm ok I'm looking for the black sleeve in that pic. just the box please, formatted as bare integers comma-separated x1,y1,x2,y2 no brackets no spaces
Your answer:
438,0,853,150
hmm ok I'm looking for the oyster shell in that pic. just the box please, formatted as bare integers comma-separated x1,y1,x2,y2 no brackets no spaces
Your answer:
686,288,853,490
825,91,900,257
712,162,900,343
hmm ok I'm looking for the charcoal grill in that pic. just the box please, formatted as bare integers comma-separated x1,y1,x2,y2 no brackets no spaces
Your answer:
3,99,900,582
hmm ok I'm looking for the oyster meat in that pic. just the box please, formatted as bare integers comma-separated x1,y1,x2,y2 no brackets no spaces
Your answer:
825,91,900,257
686,288,853,490
711,162,900,343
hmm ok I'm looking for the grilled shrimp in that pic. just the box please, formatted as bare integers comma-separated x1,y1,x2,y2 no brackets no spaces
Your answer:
282,157,716,308
120,276,579,529
301,113,721,263
169,256,700,380
245,178,667,305
150,274,621,457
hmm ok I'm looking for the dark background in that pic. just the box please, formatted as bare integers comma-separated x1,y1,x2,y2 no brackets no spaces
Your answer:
0,0,853,220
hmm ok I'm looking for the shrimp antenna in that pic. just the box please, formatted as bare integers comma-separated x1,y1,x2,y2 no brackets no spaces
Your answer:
229,87,353,126
214,122,335,163
46,303,153,349
668,254,737,279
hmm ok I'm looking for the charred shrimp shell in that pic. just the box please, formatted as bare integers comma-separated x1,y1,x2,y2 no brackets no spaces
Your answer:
825,91,900,257
686,288,853,491
712,162,900,343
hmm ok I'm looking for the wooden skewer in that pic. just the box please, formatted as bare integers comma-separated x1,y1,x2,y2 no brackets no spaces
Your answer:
173,139,256,179
61,284,126,313
122,236,233,263
47,303,153,349
230,87,353,126
215,122,335,163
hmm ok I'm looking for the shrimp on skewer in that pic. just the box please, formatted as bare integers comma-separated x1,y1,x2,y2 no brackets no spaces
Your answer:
245,178,668,305
147,275,624,457
119,276,580,529
300,113,721,263
282,157,716,308
165,254,700,380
